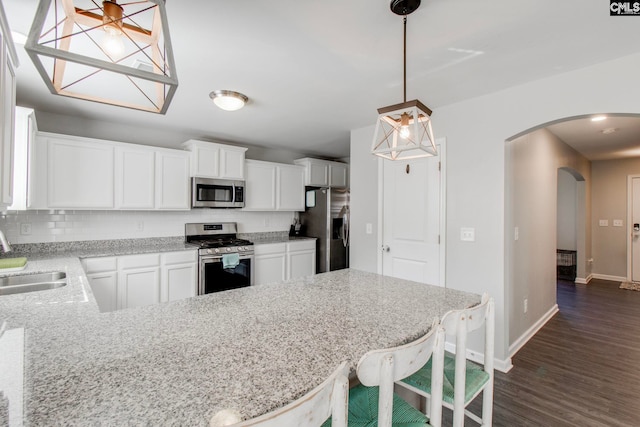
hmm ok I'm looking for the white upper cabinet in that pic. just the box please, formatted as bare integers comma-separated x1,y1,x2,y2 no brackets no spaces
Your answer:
155,150,190,210
244,160,277,210
182,140,247,179
294,158,349,188
244,160,304,211
0,8,18,209
28,132,190,210
277,164,305,211
329,162,349,188
47,135,115,209
115,146,155,209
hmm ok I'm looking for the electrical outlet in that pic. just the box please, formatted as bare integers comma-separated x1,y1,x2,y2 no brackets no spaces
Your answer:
20,223,32,235
366,223,373,234
599,219,609,227
137,221,144,231
460,227,475,242
514,226,519,241
613,219,623,227
524,298,528,313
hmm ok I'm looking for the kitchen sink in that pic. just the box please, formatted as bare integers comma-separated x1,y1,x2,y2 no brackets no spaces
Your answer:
0,272,67,296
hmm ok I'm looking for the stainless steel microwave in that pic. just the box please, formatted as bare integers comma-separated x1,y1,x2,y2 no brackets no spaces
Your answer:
191,177,245,208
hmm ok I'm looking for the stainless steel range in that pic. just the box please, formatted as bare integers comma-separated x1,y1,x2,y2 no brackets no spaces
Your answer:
185,223,254,295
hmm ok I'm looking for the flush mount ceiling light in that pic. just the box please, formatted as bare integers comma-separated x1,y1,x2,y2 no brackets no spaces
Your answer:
371,0,437,161
25,0,178,114
209,90,249,111
591,115,607,122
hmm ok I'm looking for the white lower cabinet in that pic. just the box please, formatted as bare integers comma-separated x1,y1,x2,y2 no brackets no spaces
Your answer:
254,239,316,285
161,250,197,302
83,250,197,312
83,256,118,312
254,243,287,285
286,240,316,280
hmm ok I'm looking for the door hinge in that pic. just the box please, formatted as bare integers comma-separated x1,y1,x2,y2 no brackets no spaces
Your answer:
438,235,440,244
438,161,441,172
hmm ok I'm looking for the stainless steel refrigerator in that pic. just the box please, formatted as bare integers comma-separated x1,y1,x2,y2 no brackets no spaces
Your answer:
299,187,350,273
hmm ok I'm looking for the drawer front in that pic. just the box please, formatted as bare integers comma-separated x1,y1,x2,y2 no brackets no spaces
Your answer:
286,240,316,252
162,250,197,265
254,243,287,255
83,256,117,274
119,253,161,269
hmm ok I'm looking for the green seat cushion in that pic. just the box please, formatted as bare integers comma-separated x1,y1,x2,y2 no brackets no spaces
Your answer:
322,384,429,427
401,352,490,405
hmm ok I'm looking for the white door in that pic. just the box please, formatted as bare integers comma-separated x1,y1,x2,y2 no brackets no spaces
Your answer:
631,177,640,282
382,145,442,285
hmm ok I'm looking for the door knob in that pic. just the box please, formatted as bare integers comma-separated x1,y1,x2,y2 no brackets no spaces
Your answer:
382,245,390,252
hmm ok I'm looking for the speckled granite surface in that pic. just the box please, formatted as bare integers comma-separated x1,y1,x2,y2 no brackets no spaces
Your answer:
240,231,316,244
0,236,196,260
1,263,479,426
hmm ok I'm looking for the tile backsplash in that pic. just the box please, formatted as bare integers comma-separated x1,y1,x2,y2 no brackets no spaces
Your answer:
0,209,294,244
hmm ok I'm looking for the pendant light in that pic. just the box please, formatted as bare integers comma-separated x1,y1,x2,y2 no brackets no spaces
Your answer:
25,0,178,114
371,0,437,160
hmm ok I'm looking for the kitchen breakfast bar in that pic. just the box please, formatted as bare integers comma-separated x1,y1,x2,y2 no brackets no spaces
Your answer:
0,257,480,426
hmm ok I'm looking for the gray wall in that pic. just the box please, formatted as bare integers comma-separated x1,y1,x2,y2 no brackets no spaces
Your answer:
350,52,640,364
507,129,591,344
557,168,578,251
591,157,640,278
349,126,379,273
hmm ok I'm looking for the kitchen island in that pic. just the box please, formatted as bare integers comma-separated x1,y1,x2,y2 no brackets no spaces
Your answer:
1,261,480,426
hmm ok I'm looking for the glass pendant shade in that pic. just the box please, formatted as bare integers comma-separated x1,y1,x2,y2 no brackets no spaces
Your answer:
25,0,178,114
372,99,437,160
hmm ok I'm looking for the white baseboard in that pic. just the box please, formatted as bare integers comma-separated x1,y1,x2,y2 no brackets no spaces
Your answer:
508,304,558,359
444,342,513,373
591,273,626,283
574,274,592,284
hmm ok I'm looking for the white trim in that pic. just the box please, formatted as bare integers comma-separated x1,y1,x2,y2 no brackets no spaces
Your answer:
574,274,593,284
376,157,384,275
627,175,640,282
443,341,513,373
591,273,626,282
509,303,558,359
437,138,447,286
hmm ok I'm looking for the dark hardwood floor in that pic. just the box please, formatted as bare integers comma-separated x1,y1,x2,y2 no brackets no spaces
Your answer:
451,279,640,426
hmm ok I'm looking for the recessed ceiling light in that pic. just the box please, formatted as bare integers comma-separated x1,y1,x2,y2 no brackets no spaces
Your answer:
602,127,618,134
210,90,249,111
591,115,607,122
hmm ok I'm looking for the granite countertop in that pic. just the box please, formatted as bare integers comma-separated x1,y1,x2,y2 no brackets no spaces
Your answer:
0,249,479,426
0,236,197,261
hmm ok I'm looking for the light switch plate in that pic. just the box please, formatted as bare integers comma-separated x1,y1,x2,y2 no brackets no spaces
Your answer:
460,227,475,242
599,219,609,227
613,219,623,227
366,223,373,234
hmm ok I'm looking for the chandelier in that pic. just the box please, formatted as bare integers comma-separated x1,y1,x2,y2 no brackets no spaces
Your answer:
25,0,178,114
371,0,437,160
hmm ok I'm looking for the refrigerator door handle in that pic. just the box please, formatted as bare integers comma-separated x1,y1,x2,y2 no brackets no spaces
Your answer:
342,209,350,247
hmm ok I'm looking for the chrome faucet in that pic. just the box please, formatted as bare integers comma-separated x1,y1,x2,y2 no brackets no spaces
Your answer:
0,230,12,253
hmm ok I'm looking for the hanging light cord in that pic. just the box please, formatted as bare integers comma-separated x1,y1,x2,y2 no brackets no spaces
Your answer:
403,15,407,103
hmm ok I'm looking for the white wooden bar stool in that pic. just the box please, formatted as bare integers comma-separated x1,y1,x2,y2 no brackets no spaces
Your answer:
397,294,495,427
339,318,445,427
218,361,349,427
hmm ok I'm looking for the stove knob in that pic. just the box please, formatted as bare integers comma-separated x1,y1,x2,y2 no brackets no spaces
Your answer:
239,246,245,251
214,248,220,254
226,247,232,252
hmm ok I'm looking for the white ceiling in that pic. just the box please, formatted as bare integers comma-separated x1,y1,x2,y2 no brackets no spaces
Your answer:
4,0,640,159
